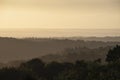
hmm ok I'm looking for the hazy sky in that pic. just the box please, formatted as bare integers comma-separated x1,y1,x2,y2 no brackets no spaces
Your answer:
0,0,120,29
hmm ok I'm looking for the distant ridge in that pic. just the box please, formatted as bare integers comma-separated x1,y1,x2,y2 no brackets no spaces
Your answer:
24,36,120,42
49,36,120,42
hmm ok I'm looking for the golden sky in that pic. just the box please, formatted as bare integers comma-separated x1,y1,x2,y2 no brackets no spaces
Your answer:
0,0,120,29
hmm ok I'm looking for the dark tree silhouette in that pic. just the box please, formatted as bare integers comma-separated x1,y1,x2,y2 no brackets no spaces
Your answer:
106,45,120,63
20,58,45,79
1,45,120,80
45,62,66,80
0,68,37,80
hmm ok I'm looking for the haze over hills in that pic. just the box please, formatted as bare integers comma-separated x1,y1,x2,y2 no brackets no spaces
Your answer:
0,37,120,63
41,46,111,63
0,0,119,79
67,36,120,42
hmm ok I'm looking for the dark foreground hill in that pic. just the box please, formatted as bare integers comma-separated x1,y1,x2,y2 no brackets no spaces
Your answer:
0,45,120,80
0,37,120,62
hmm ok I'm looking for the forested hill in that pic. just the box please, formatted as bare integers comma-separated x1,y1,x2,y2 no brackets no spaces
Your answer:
0,37,120,62
41,46,111,63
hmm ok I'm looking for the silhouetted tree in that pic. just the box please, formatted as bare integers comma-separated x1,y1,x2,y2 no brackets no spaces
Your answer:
106,45,120,63
45,62,66,80
20,58,45,79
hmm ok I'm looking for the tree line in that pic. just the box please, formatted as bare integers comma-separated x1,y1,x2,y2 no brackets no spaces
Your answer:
0,45,120,80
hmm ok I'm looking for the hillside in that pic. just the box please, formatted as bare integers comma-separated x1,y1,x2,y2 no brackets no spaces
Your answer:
0,37,120,62
41,46,111,63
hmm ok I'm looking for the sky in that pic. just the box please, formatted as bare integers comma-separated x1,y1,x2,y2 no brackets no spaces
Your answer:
0,0,120,29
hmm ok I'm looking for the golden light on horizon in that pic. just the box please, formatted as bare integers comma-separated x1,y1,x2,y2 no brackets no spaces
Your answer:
0,0,120,29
